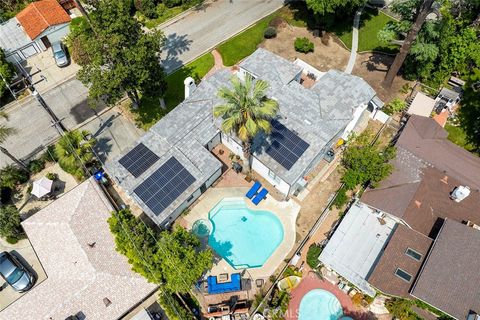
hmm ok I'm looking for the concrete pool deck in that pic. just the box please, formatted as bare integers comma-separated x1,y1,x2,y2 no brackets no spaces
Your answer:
183,187,300,280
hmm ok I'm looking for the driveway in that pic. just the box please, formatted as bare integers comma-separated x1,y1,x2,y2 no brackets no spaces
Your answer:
161,0,285,73
0,238,47,312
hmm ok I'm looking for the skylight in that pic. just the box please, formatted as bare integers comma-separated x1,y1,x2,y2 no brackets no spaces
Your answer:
395,268,412,282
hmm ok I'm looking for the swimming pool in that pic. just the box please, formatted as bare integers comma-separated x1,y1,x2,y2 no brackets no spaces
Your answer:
299,289,343,320
208,198,284,269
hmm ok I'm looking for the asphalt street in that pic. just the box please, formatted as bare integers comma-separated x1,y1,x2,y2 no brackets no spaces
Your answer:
161,0,285,73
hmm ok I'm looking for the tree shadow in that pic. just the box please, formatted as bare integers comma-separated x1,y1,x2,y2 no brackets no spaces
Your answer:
69,96,107,125
361,52,394,73
93,137,113,163
161,33,193,73
344,310,378,320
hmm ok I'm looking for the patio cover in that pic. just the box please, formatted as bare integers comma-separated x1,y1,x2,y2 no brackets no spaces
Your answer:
31,177,53,198
407,92,435,117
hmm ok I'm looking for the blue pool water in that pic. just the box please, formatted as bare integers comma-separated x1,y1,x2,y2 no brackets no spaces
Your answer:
299,289,343,320
208,198,284,269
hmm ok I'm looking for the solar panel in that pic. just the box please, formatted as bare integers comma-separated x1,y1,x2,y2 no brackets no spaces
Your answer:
119,143,159,178
134,157,196,215
265,120,309,170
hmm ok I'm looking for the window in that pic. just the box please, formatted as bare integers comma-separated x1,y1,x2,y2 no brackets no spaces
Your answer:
405,248,422,261
395,268,412,282
268,170,281,184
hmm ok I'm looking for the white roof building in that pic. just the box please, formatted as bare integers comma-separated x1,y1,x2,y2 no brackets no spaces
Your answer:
319,201,396,296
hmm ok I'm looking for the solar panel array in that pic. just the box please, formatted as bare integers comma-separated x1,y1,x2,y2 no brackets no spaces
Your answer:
266,120,310,170
134,157,196,215
119,143,159,178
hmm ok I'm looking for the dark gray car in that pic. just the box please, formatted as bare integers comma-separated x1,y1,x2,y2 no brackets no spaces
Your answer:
51,41,69,67
0,251,35,292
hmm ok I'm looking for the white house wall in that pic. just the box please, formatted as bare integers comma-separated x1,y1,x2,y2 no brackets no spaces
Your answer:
251,158,290,195
35,23,70,50
221,133,244,160
341,103,367,140
163,167,222,227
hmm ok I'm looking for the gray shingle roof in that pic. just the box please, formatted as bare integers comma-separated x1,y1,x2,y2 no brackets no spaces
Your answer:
106,49,379,224
0,18,32,55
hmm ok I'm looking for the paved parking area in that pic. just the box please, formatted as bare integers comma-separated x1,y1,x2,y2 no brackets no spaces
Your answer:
20,49,80,94
0,238,46,312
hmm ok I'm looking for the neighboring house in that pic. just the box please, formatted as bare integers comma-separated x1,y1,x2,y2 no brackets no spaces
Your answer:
0,178,157,320
105,48,384,227
320,115,480,319
0,0,71,63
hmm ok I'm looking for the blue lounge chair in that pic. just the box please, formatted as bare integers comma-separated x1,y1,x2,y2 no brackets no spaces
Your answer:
207,273,241,294
246,181,261,199
252,188,268,205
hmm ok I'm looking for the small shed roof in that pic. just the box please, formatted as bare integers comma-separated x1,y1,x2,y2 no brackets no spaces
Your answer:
407,92,435,117
0,18,32,55
319,202,396,297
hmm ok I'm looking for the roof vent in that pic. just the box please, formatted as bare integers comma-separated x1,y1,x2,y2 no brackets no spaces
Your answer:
184,77,196,100
103,297,112,307
450,185,470,202
304,119,312,125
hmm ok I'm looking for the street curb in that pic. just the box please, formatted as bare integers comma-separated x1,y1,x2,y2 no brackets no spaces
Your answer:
165,2,285,75
156,0,215,30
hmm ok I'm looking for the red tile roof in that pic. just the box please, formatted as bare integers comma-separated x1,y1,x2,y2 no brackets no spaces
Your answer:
16,0,71,40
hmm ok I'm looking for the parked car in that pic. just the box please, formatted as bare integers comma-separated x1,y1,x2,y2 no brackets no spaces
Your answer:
51,41,69,67
0,251,35,292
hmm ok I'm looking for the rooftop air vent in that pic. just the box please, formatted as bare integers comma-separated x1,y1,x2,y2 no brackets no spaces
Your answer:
450,185,470,202
103,297,112,307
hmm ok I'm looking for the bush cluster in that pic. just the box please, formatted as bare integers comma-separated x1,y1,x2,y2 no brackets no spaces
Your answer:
0,205,24,244
294,37,314,53
306,243,322,269
264,27,277,39
135,0,202,19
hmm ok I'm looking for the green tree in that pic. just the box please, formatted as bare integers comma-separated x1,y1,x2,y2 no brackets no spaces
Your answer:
54,130,95,179
157,291,193,320
385,298,421,320
76,0,166,107
457,69,480,152
0,205,24,243
108,209,213,293
0,48,15,99
384,98,407,115
342,131,396,189
214,75,279,171
0,165,28,189
305,0,367,16
157,227,213,293
306,244,322,268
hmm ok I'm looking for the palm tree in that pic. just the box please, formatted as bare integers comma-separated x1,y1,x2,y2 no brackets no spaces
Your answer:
0,111,28,171
214,75,279,172
382,0,435,88
55,130,96,179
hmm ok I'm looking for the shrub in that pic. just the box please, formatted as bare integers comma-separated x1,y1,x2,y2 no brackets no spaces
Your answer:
164,0,182,8
306,243,322,269
294,37,314,53
135,0,157,18
384,98,407,115
45,172,58,180
264,27,277,39
70,36,92,66
0,165,29,189
28,159,46,174
41,145,59,163
331,187,348,209
6,236,19,244
0,205,24,241
158,292,192,320
54,130,96,180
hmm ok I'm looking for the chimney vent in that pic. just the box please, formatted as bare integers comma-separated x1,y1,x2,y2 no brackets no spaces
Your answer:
103,297,111,307
450,185,470,202
184,77,196,100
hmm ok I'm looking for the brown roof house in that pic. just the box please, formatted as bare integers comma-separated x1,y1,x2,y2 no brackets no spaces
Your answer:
0,178,157,320
0,0,71,63
319,115,480,319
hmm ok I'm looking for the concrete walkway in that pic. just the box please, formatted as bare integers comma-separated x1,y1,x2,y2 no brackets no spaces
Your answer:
204,49,225,79
344,8,363,74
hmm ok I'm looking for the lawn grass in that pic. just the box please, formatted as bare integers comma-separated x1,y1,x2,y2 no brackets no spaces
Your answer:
217,13,276,66
135,6,186,29
337,9,399,53
131,52,214,130
444,122,477,154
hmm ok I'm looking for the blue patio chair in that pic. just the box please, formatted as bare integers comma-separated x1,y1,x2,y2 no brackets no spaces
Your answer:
252,188,268,205
246,181,261,199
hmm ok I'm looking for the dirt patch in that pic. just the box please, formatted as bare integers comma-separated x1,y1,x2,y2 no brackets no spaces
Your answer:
353,52,413,103
260,26,350,72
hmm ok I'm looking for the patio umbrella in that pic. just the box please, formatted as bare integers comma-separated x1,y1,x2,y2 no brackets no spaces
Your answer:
31,177,53,198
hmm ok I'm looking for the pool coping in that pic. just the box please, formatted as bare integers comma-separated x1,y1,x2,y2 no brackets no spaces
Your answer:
183,187,300,280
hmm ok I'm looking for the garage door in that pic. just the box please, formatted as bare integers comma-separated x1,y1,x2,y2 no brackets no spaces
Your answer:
20,44,39,59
